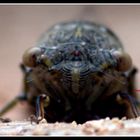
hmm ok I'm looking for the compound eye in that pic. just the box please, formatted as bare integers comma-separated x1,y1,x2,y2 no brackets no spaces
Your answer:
112,51,132,72
22,47,42,67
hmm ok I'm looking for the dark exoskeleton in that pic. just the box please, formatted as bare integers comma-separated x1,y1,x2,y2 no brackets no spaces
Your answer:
0,21,140,124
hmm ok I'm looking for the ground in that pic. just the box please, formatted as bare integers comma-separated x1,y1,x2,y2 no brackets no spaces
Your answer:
0,117,140,136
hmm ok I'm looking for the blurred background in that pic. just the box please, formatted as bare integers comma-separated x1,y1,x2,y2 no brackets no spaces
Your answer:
0,5,140,120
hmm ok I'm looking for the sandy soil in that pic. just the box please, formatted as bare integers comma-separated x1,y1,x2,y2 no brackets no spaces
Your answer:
0,5,140,123
0,117,140,136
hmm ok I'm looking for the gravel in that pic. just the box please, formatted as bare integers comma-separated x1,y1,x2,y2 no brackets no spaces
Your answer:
0,117,140,136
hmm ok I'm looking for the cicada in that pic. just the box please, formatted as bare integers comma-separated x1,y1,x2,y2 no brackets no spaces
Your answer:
0,21,139,124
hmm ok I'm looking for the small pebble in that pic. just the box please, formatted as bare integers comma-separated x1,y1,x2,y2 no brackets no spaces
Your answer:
121,117,127,120
71,121,77,127
82,126,95,135
105,117,110,121
95,128,108,135
39,118,47,124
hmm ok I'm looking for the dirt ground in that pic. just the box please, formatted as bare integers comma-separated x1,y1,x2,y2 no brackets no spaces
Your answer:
1,117,140,136
0,4,140,123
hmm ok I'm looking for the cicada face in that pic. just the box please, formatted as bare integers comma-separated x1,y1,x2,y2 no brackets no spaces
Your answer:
21,21,138,123
23,41,131,96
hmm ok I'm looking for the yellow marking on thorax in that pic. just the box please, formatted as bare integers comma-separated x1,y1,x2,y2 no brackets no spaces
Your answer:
101,63,109,69
44,59,53,67
75,27,82,38
71,68,80,94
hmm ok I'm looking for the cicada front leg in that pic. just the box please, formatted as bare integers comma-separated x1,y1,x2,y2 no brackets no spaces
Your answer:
30,94,50,124
116,92,139,118
123,67,140,117
125,67,138,97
